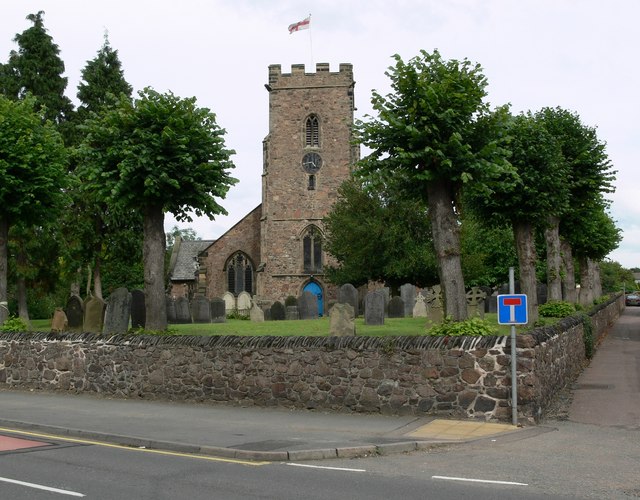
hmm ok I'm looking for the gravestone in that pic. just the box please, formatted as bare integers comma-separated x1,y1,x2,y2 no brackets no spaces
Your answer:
222,292,236,314
250,302,265,322
364,290,385,325
191,296,211,323
51,308,68,333
400,283,416,318
382,287,390,317
166,296,177,323
285,306,299,320
65,295,83,332
270,301,285,321
237,292,252,316
466,287,486,318
337,284,359,317
388,296,405,318
210,297,226,323
480,286,494,313
130,289,146,329
329,303,355,337
413,292,428,318
426,285,444,324
83,296,105,333
298,291,318,320
103,287,131,335
175,296,191,323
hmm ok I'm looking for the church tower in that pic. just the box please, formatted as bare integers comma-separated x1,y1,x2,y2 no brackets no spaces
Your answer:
257,63,357,312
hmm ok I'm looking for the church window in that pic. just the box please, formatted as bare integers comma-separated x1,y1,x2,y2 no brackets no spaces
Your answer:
303,226,322,273
305,115,319,147
308,174,316,190
226,253,254,296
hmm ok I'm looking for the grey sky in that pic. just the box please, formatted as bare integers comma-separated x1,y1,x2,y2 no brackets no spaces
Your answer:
2,0,638,268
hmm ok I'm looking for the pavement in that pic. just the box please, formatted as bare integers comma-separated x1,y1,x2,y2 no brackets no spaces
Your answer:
0,305,636,462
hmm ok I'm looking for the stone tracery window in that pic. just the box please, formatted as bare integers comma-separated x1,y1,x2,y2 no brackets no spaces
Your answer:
303,226,322,273
305,115,319,147
226,252,254,296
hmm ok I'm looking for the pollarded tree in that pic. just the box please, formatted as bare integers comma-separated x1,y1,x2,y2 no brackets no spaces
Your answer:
0,95,68,325
77,88,236,330
537,107,617,302
355,50,512,320
468,112,568,323
3,11,74,126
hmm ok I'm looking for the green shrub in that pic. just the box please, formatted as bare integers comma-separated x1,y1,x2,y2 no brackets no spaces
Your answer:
226,310,249,320
427,316,498,337
0,316,29,333
580,313,594,359
539,301,576,318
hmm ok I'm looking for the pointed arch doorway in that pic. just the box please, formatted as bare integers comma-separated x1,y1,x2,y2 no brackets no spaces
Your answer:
303,281,324,317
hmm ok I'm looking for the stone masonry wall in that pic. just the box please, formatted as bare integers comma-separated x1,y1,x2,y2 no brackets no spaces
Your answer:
0,295,623,422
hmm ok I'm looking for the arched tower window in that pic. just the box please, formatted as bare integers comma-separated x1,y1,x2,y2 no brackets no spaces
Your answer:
305,115,319,147
302,226,323,273
226,252,254,296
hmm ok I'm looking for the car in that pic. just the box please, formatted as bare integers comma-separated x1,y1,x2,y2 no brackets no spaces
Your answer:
625,293,640,306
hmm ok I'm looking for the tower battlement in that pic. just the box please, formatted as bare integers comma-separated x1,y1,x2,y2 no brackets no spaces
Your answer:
268,63,353,88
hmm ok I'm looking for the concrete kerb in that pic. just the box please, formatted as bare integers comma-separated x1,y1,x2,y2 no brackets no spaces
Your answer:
0,418,460,462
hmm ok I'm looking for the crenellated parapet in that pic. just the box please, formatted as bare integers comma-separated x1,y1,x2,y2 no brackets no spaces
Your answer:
267,63,354,89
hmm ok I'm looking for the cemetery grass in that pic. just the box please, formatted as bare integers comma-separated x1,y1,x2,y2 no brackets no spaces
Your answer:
28,315,556,336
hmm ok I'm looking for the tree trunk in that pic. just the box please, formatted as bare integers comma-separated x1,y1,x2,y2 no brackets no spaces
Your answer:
426,180,467,321
0,215,8,325
578,256,594,307
560,240,577,303
593,260,602,299
16,276,30,328
514,221,539,324
143,206,167,331
16,245,30,328
545,216,562,302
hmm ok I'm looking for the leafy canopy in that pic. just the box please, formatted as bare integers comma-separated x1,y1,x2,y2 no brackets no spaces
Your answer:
78,87,237,220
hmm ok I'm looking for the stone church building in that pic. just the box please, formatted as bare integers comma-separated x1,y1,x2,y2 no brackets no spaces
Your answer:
170,63,358,315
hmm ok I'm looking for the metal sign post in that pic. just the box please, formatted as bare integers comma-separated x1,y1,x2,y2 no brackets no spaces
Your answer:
496,268,528,426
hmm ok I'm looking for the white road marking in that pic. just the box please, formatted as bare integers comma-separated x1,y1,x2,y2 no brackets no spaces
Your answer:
432,475,528,486
0,476,85,497
287,463,366,473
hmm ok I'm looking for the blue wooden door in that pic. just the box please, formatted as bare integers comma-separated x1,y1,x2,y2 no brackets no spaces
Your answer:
303,282,324,317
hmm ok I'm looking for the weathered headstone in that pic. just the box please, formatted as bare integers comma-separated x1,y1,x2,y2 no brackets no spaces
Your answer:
65,295,83,332
83,296,105,333
426,285,444,324
250,302,265,322
400,283,416,318
285,306,299,320
298,291,318,320
329,303,355,337
382,287,390,316
166,296,177,323
191,296,211,323
130,289,146,329
270,301,285,321
364,289,385,325
222,292,236,314
413,293,428,318
237,291,252,316
210,297,226,323
175,296,191,323
102,287,132,335
51,308,68,333
337,283,359,317
387,296,405,318
466,287,486,318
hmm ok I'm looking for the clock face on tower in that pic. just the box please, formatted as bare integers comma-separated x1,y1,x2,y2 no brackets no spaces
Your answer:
302,152,322,173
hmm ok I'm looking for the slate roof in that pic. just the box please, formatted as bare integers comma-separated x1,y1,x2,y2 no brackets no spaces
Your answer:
169,240,214,281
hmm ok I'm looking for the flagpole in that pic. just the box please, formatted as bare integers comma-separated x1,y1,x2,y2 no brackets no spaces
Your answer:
308,14,314,67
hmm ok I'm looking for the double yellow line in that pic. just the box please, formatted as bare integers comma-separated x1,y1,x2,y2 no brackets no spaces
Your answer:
0,426,269,466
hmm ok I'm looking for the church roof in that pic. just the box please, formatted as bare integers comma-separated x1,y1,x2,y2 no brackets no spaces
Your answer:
169,239,214,281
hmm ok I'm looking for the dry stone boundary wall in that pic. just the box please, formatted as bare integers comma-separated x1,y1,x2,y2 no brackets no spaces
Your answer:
0,295,623,422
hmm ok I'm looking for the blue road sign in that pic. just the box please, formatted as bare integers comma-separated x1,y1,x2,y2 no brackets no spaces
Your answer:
497,294,528,325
